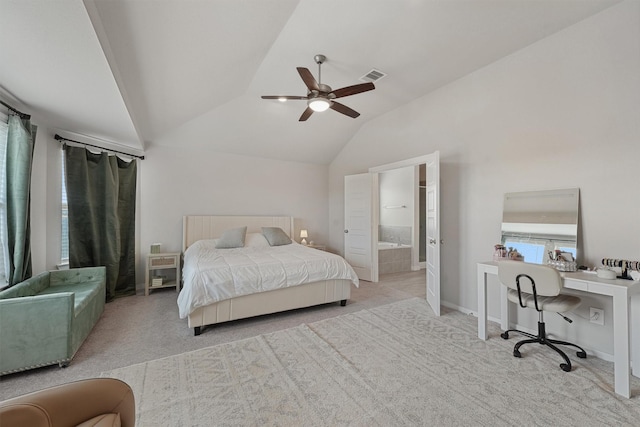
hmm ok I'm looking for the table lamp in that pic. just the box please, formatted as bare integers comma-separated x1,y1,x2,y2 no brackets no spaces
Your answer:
300,229,308,245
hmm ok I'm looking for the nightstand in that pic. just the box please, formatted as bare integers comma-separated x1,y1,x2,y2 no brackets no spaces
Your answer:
145,252,181,296
306,244,326,251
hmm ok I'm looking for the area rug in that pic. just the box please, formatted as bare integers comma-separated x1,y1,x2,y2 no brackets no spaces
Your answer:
101,298,639,426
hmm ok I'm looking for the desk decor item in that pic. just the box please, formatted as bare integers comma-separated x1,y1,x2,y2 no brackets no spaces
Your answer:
150,243,161,253
601,258,640,280
548,250,576,272
507,247,524,261
493,244,507,261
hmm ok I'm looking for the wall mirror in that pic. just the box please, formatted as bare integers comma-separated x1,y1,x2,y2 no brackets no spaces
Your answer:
501,188,579,264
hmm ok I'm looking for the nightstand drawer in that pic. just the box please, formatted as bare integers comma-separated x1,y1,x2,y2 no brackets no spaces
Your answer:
149,255,178,269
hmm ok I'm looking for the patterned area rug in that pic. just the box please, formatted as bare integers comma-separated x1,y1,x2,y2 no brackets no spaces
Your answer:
102,298,639,426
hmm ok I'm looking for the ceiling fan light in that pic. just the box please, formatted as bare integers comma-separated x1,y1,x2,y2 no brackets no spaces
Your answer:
308,98,331,112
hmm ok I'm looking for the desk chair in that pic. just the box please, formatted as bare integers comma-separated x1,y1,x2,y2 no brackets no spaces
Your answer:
497,260,587,372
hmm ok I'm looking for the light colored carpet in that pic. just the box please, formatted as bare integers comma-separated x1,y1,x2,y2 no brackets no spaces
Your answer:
101,298,639,426
0,272,426,401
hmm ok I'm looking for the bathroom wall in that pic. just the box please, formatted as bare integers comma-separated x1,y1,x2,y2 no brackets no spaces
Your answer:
379,166,414,245
379,226,412,246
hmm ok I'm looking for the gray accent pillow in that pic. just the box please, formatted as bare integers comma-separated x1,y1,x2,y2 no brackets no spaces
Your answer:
215,226,247,249
261,227,292,246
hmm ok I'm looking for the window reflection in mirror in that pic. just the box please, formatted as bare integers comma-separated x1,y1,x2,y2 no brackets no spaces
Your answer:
501,188,579,264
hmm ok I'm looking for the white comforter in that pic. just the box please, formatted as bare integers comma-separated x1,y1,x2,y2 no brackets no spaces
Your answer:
177,240,359,318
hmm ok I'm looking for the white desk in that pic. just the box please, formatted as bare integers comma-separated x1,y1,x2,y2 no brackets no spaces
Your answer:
477,261,640,398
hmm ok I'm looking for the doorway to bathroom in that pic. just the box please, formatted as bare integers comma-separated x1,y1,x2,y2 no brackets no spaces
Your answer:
375,162,429,274
369,152,441,316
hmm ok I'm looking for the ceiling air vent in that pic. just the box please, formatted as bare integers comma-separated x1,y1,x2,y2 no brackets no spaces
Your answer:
360,68,387,83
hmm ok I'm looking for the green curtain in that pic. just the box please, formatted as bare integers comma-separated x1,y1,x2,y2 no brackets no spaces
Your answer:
6,114,36,286
64,146,137,301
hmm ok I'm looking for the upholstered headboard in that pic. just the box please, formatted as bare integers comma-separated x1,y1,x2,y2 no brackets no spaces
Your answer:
182,215,294,251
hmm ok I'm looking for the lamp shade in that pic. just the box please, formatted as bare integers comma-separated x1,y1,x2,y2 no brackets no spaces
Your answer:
308,98,330,112
300,229,308,238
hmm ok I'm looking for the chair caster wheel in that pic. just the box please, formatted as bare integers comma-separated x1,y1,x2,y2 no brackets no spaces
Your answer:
513,349,521,358
560,363,572,372
501,332,509,340
576,351,587,359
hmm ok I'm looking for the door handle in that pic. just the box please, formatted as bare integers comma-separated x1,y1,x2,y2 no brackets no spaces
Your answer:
429,238,436,244
344,230,349,233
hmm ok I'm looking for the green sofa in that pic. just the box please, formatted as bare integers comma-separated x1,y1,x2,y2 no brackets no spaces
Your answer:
0,267,106,375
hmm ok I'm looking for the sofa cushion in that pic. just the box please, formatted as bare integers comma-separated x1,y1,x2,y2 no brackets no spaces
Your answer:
38,281,103,315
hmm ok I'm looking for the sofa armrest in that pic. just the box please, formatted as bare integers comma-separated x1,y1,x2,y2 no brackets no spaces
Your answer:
0,293,74,375
0,378,135,427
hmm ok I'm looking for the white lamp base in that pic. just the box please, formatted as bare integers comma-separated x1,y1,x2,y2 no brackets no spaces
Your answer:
301,239,307,245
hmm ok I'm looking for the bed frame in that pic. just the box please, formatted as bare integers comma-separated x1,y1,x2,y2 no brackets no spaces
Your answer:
182,215,352,336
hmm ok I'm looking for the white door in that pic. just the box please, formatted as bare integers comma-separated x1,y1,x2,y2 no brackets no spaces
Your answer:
425,152,441,316
344,173,374,281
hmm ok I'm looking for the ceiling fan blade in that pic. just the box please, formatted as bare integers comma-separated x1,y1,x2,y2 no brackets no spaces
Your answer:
330,101,360,118
261,95,308,100
299,107,314,121
331,82,375,99
297,67,320,92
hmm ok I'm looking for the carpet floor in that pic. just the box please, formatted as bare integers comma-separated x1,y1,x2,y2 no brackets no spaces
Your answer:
101,298,640,426
0,272,426,401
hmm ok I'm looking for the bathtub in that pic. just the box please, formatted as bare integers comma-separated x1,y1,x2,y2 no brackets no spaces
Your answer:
378,241,412,273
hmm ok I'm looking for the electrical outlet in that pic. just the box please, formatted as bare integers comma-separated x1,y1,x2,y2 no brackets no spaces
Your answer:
590,307,604,325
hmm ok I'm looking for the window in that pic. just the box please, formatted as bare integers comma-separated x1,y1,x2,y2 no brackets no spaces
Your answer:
502,240,546,264
503,236,577,265
61,150,69,264
0,109,9,285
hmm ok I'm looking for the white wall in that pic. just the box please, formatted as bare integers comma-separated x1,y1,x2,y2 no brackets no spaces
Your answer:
329,1,640,357
138,145,330,283
379,167,414,227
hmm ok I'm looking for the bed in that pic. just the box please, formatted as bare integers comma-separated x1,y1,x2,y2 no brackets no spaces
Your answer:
178,215,359,335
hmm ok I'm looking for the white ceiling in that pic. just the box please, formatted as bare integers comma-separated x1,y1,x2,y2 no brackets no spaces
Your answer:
1,0,618,164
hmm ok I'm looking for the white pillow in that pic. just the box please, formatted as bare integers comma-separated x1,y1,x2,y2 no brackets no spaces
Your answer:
215,226,247,249
244,232,270,248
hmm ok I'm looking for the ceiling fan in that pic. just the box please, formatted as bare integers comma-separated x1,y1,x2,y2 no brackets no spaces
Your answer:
261,54,375,121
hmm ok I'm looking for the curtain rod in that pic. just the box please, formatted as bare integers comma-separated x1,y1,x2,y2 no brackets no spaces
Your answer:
55,134,145,160
0,100,30,120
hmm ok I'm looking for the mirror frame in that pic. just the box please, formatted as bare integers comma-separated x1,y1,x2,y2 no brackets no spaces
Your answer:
501,188,579,264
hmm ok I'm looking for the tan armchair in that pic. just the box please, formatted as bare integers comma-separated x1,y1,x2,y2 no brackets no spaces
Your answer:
0,378,135,427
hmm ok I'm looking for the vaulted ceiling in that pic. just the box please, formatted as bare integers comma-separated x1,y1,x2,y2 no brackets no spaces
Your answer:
1,0,618,164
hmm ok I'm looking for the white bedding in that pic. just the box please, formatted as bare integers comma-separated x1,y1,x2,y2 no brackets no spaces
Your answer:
177,239,359,318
